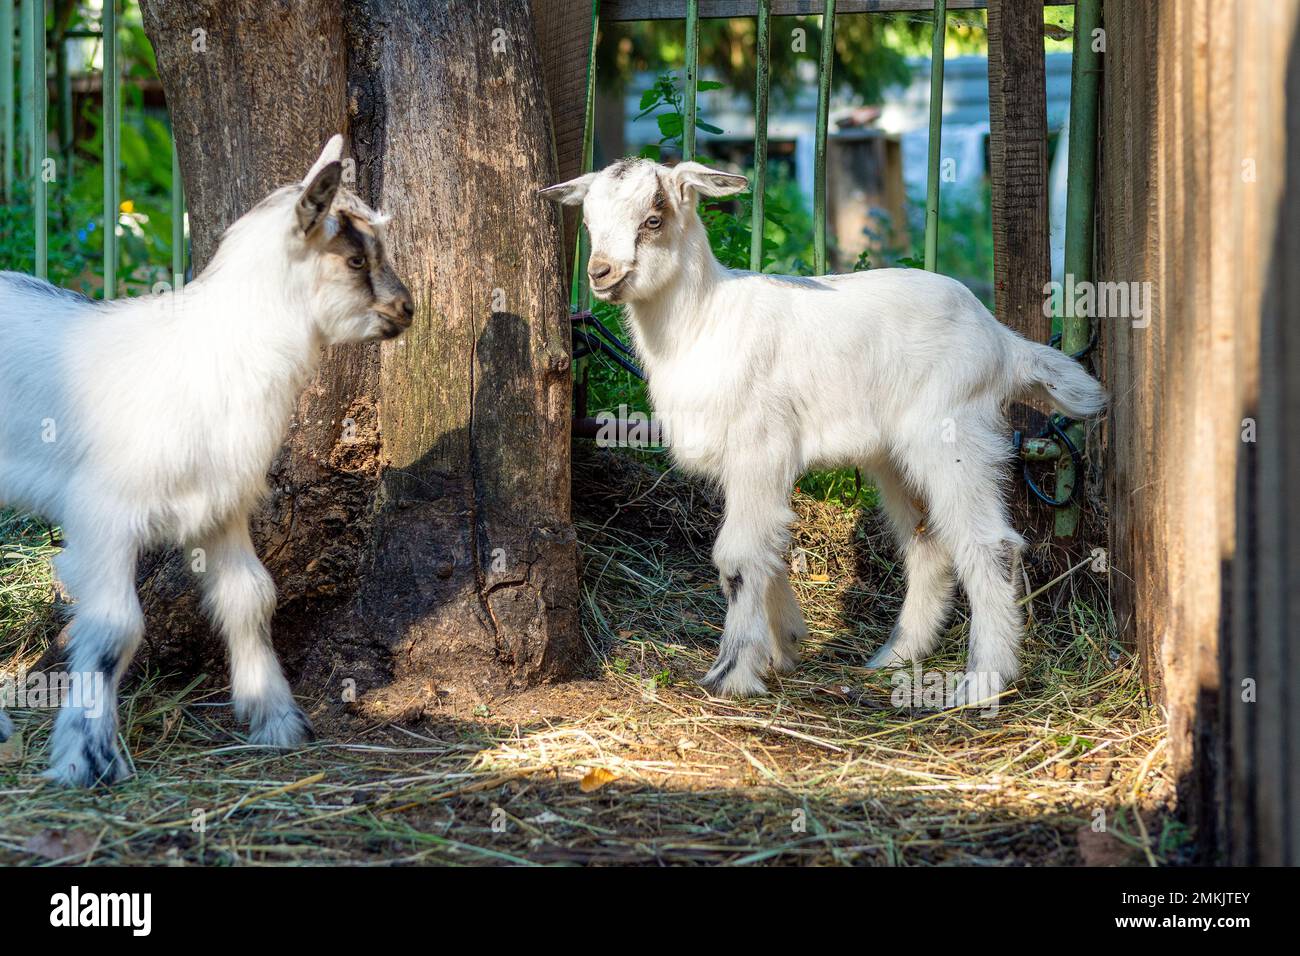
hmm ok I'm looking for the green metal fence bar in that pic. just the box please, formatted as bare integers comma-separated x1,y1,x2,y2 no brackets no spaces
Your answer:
102,0,118,299
812,0,836,275
1053,0,1102,537
172,139,185,289
18,0,30,177
923,0,947,272
112,10,120,253
1,1,13,201
31,0,46,278
749,0,770,271
574,0,601,313
683,0,699,160
56,29,70,179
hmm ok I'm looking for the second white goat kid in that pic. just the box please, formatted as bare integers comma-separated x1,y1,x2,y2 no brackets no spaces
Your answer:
543,158,1107,704
0,136,414,786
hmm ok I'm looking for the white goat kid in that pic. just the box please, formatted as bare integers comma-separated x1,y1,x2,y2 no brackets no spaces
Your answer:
0,136,414,786
543,158,1107,704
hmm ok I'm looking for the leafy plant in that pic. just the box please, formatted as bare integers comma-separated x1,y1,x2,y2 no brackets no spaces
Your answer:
634,72,724,162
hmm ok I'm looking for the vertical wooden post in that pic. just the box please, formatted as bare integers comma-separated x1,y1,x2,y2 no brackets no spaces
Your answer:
986,0,1051,347
531,0,598,302
987,0,1051,547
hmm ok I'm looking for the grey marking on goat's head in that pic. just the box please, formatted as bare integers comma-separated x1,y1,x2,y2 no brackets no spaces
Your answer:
221,136,414,345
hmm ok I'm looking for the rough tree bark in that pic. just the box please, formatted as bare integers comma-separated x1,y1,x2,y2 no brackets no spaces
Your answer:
137,0,581,716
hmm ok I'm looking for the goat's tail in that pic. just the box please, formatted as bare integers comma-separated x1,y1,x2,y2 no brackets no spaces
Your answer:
1011,337,1109,420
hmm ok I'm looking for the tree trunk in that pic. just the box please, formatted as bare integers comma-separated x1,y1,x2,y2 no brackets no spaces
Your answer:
138,0,581,715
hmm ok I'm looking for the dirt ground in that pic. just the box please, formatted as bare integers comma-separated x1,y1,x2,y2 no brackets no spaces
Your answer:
0,448,1180,866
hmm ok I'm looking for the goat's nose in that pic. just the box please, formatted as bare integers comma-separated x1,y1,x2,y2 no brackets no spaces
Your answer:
588,258,613,282
391,291,415,326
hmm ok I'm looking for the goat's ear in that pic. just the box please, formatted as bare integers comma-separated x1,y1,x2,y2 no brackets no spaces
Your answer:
671,162,749,202
538,172,598,206
297,161,342,235
303,134,345,186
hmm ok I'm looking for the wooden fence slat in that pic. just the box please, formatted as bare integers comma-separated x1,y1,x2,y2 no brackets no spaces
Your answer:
1100,0,1300,864
986,0,1051,487
986,0,1050,347
531,0,597,297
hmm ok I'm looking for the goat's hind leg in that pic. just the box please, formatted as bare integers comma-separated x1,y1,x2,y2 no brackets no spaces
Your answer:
865,463,955,669
765,573,805,675
195,520,312,747
902,442,1024,708
46,533,143,787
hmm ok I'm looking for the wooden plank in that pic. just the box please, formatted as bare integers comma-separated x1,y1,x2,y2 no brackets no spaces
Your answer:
1239,0,1300,868
604,0,1067,19
531,0,596,295
986,0,1050,346
1099,0,1300,865
986,0,1050,544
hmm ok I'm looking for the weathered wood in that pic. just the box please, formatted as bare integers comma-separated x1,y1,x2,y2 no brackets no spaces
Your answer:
1099,0,1300,864
138,0,581,709
986,0,1051,347
602,0,1067,20
531,0,595,295
1226,0,1300,868
344,0,579,702
986,0,1053,546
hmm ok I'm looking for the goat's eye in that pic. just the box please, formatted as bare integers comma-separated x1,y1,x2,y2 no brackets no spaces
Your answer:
347,255,366,270
644,215,662,230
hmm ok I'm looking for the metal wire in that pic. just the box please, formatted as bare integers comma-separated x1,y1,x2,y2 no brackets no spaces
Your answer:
1015,414,1084,509
571,310,645,379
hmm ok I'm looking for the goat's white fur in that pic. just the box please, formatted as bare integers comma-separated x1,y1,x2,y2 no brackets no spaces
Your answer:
0,136,412,785
544,159,1108,703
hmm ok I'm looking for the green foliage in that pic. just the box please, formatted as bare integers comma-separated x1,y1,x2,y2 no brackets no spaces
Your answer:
0,105,178,295
0,1,177,295
903,182,995,307
634,73,724,161
795,469,880,510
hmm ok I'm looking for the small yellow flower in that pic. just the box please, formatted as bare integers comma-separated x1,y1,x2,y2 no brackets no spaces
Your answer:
119,199,135,214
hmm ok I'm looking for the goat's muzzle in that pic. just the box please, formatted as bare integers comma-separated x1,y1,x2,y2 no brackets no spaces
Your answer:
588,256,631,297
376,289,415,338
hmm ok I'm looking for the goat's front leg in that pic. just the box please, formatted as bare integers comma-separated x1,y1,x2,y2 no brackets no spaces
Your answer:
194,520,312,747
46,530,143,786
701,480,796,697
